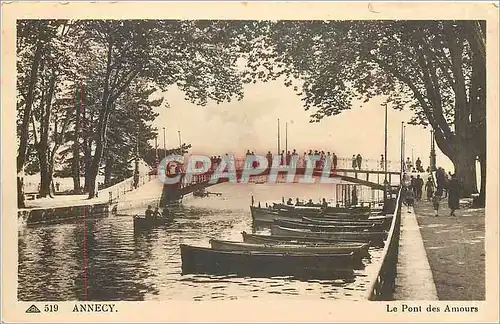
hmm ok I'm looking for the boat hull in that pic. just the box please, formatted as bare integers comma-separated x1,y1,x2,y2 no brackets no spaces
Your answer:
274,219,382,232
270,225,387,245
250,206,301,223
277,209,374,219
133,215,171,230
242,231,376,245
180,244,358,279
301,216,388,227
250,206,382,224
209,239,370,258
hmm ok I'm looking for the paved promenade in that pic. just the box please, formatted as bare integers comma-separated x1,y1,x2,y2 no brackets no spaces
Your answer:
413,200,485,300
21,174,159,210
394,199,485,300
393,205,438,300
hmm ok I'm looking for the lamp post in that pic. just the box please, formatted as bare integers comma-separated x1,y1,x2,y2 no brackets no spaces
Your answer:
285,122,288,156
155,135,158,159
134,124,139,189
430,129,436,171
383,103,388,199
277,118,280,156
163,127,167,159
400,121,404,181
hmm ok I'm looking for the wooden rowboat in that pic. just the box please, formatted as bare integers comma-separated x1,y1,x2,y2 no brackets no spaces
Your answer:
133,215,172,230
180,244,358,279
276,208,380,220
274,219,383,232
273,203,372,214
270,225,387,244
209,239,370,258
250,206,382,224
301,216,388,226
242,231,375,245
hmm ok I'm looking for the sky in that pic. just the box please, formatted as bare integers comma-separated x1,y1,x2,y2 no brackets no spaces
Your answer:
151,79,454,172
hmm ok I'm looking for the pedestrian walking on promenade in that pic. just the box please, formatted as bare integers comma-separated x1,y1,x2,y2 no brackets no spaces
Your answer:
415,175,424,201
432,192,441,216
435,167,444,196
447,173,460,216
425,177,435,201
404,187,415,213
410,175,416,193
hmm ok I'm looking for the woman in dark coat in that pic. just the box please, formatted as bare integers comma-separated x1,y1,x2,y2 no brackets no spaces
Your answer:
447,173,460,216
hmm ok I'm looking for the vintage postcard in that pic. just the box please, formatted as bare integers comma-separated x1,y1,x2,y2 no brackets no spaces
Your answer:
1,1,499,323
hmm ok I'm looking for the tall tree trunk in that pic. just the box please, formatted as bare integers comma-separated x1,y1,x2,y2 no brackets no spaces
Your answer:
88,40,113,199
38,149,51,197
476,152,486,207
72,87,82,194
48,156,56,198
83,101,94,193
37,73,56,198
104,155,113,186
17,34,44,208
451,140,478,198
83,144,91,193
87,120,106,199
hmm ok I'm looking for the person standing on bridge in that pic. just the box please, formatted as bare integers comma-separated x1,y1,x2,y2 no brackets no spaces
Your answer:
292,149,298,168
332,153,338,170
266,151,273,169
406,157,412,172
352,155,357,169
245,150,252,169
356,154,362,170
380,154,384,170
416,157,423,172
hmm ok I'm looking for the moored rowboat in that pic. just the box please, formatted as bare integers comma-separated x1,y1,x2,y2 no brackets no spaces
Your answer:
242,231,372,245
180,244,358,278
274,219,383,232
250,205,383,224
270,225,388,244
209,239,370,258
301,216,388,227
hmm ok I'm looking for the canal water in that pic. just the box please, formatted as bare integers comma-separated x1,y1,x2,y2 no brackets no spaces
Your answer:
18,182,385,301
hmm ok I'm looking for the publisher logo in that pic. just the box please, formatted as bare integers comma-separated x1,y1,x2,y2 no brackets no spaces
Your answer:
25,304,41,314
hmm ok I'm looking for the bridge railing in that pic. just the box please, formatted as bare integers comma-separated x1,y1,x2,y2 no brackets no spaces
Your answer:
104,172,157,203
364,186,403,300
203,157,399,173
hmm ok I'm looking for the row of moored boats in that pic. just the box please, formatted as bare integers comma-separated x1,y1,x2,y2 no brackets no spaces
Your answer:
180,199,393,279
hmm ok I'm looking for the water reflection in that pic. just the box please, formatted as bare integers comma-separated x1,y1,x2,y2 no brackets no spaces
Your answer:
18,182,383,301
